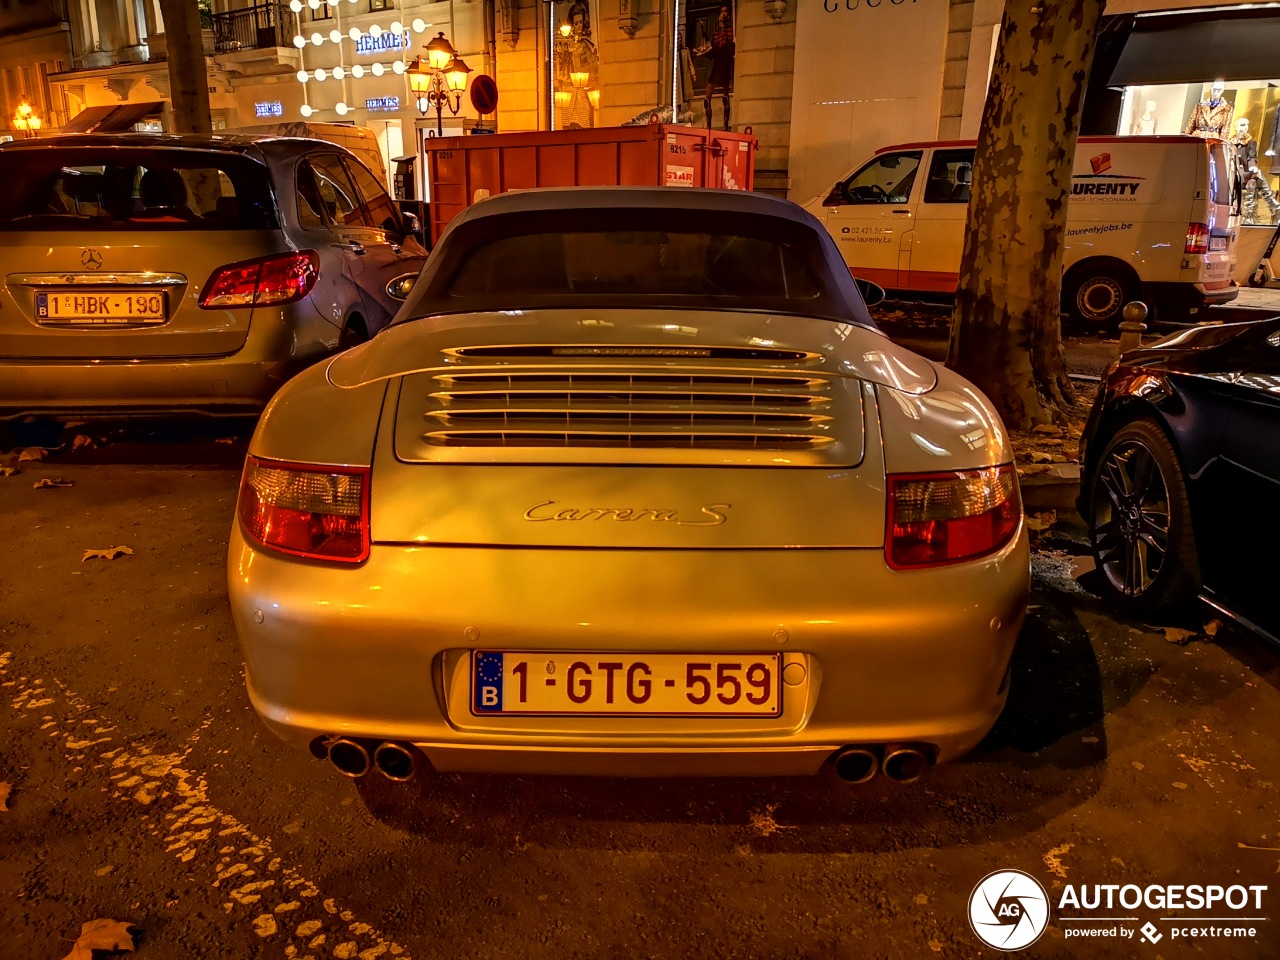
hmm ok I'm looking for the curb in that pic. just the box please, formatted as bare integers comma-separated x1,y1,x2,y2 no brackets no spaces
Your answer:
1021,464,1081,515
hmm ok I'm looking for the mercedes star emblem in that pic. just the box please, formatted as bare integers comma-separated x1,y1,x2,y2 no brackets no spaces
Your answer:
81,248,103,269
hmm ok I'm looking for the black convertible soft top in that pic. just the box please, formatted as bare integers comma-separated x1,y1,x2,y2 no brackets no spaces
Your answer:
397,186,878,328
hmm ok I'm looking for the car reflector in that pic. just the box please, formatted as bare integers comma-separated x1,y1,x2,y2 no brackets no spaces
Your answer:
237,456,370,562
886,464,1021,569
199,251,319,309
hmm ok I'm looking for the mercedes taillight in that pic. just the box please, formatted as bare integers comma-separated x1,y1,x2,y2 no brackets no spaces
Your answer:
886,465,1021,569
199,251,319,308
237,456,369,563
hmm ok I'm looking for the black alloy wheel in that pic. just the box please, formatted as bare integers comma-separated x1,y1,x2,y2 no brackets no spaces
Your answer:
1088,419,1201,617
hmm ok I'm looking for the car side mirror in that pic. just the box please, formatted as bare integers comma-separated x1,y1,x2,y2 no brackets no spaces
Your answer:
386,273,416,301
824,182,848,207
854,278,885,307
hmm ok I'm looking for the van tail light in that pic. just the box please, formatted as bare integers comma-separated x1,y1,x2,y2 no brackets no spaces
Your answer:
1185,223,1210,255
237,456,369,563
886,465,1021,569
199,251,319,309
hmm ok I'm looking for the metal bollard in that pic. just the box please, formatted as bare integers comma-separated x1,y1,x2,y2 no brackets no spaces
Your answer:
1117,301,1148,356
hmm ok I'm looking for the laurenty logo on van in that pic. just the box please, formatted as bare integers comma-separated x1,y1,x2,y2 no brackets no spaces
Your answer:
1073,153,1146,197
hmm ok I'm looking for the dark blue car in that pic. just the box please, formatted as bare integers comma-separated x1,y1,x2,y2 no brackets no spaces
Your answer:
1079,317,1280,643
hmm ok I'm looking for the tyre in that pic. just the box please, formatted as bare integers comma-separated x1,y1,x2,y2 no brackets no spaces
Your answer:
1064,265,1134,328
1087,419,1201,618
339,317,368,350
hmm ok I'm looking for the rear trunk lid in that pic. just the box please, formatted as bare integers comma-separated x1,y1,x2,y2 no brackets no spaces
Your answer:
0,143,282,359
336,309,937,549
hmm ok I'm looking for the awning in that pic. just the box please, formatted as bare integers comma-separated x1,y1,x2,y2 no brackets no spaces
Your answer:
60,104,118,133
60,101,163,134
1110,11,1280,86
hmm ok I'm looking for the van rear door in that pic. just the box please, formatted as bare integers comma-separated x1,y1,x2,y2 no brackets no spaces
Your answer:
810,149,922,289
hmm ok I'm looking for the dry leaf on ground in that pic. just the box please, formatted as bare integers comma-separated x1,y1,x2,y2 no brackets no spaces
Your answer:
1203,620,1222,638
61,918,138,960
33,477,74,490
1032,424,1064,436
71,434,98,451
0,781,10,811
17,447,48,462
1030,451,1054,464
1164,626,1198,646
0,465,18,477
1025,510,1057,533
82,546,133,563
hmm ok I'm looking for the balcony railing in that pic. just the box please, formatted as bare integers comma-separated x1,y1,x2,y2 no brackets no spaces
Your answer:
210,2,291,54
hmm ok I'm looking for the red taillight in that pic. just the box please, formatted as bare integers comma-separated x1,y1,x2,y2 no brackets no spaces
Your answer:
237,456,369,563
199,251,319,309
1185,222,1210,255
886,464,1021,569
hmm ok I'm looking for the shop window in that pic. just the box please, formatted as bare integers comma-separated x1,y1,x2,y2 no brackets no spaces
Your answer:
550,1,600,130
311,5,332,20
370,0,393,11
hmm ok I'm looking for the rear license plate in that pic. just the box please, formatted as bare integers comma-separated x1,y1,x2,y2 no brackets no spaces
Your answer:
1209,236,1227,252
36,291,166,325
471,651,782,717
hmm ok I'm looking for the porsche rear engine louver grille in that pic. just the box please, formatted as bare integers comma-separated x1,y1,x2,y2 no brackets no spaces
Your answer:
421,371,836,450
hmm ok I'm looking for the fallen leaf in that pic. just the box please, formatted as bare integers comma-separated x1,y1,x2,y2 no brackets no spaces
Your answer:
914,893,929,905
82,546,134,563
1030,451,1054,464
1020,463,1050,476
0,465,18,477
71,434,97,451
1032,424,1063,436
1025,510,1057,533
17,447,47,462
61,918,138,960
33,477,74,490
1163,626,1197,646
0,781,10,811
1203,620,1222,638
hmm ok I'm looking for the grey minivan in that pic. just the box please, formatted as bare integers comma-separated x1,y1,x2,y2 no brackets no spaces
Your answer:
0,133,426,422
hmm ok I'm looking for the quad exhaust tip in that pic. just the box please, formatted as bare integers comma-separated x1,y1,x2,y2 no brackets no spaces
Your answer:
832,744,934,783
373,741,417,782
311,736,418,781
832,746,879,784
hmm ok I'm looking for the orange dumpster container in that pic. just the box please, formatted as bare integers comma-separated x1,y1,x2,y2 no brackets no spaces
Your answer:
423,124,758,242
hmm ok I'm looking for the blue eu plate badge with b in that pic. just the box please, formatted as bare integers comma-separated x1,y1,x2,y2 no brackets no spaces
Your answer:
473,651,504,712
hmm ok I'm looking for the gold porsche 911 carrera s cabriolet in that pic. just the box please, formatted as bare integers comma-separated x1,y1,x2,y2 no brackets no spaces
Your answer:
227,186,1029,786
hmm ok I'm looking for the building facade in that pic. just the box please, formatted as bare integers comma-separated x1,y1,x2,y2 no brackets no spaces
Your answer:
9,0,1278,216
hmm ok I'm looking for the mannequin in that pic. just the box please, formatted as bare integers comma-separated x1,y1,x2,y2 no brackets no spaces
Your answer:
1184,79,1234,139
1130,99,1158,136
1231,117,1280,225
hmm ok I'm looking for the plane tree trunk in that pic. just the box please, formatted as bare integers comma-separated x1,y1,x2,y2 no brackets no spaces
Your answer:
946,0,1107,428
159,0,212,134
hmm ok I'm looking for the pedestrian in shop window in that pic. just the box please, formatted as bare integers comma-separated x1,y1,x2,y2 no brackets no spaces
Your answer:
695,3,735,131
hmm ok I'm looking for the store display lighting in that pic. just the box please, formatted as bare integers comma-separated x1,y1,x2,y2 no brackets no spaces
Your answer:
329,29,342,43
391,21,403,34
288,0,302,11
293,35,306,48
300,104,314,117
13,101,41,138
348,27,361,40
296,70,309,82
351,64,365,78
335,102,349,116
571,70,589,89
369,24,383,38
314,68,327,81
333,66,345,79
392,60,406,74
371,63,385,76
307,0,319,8
311,33,323,46
412,19,428,33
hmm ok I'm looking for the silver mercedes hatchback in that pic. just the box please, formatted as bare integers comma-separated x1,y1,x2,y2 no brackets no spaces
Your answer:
0,133,427,422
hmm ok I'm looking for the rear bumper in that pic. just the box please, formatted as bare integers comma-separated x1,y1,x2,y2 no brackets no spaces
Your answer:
228,527,1031,774
0,355,296,420
1144,280,1239,311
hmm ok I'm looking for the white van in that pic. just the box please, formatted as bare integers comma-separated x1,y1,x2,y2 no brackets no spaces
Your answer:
804,136,1238,325
224,122,389,190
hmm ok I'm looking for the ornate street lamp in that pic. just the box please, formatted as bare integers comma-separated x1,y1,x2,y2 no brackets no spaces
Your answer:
407,32,471,136
14,101,42,138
